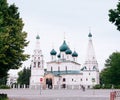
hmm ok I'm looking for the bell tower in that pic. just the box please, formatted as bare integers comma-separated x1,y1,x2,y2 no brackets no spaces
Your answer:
30,35,44,87
82,32,99,87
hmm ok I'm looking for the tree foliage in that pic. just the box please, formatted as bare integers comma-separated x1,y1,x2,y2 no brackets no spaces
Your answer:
0,0,29,80
100,52,120,85
17,67,31,85
108,0,120,31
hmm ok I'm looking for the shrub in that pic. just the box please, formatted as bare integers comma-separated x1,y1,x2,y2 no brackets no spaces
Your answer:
0,93,8,100
101,84,112,89
0,85,10,89
114,85,120,89
93,84,101,89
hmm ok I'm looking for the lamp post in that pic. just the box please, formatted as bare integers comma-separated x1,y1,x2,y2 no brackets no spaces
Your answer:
92,78,95,95
40,78,43,95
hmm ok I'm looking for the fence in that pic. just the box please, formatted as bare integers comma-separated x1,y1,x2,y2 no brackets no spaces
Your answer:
10,84,86,90
110,91,120,100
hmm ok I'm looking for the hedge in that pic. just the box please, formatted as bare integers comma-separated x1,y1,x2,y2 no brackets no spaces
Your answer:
0,94,8,100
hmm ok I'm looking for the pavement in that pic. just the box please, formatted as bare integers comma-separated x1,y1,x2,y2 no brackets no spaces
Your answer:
0,89,117,100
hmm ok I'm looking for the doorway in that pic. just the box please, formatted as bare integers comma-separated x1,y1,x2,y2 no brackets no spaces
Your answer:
46,78,52,89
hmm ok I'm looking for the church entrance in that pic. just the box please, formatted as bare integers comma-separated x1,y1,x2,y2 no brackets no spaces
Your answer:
44,73,54,89
46,78,53,89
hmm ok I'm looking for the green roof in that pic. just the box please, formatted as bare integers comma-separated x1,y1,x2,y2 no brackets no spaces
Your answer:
59,40,69,52
47,70,81,75
88,33,92,37
65,48,72,54
50,49,57,55
72,51,78,57
36,35,40,39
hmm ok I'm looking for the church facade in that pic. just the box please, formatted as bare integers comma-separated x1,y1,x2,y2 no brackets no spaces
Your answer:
30,33,99,89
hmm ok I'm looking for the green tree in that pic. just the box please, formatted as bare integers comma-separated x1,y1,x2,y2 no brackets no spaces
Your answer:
100,52,120,85
17,67,31,85
108,0,120,31
0,0,29,84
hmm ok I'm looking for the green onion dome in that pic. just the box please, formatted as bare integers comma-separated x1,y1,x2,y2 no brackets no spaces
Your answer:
65,48,72,54
88,32,92,37
72,51,78,57
57,53,61,58
59,40,69,52
36,35,40,39
50,49,57,55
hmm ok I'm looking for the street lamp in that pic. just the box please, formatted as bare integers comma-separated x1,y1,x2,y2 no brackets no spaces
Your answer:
92,78,95,95
40,78,43,95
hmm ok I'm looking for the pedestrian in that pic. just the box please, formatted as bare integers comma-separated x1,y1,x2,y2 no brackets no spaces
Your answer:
81,85,85,91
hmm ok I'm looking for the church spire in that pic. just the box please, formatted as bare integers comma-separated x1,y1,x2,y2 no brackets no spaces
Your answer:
82,32,99,86
86,32,96,62
35,34,40,49
88,32,92,38
88,27,92,39
84,32,98,70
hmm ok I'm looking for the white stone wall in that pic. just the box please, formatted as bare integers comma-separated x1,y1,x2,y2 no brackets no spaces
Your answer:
66,54,72,61
30,76,44,85
82,71,99,86
51,71,99,88
47,61,81,72
60,52,66,59
51,55,56,61
52,74,83,86
31,69,44,76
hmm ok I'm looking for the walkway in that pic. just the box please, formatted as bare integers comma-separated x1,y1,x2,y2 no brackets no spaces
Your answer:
0,89,117,100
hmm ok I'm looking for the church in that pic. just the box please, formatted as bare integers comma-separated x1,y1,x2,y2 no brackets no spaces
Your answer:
30,32,99,89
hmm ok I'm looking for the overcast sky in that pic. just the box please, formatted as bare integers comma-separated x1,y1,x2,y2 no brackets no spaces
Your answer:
8,0,120,71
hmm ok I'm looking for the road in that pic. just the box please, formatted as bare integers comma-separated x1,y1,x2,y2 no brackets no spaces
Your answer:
0,89,116,100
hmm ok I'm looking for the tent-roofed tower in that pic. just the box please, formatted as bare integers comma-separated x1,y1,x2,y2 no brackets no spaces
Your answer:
30,35,45,88
85,32,98,67
81,32,99,88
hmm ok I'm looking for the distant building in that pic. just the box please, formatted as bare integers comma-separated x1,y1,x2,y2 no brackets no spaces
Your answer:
7,69,18,86
30,33,99,89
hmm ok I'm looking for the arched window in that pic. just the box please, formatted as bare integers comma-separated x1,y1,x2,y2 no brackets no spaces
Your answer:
65,66,67,72
67,55,69,59
72,79,74,81
38,62,40,68
62,54,64,59
34,62,36,68
92,78,95,82
51,67,53,72
52,56,53,60
58,66,60,72
84,66,87,70
73,58,75,61
93,66,96,70
63,78,66,82
86,78,88,81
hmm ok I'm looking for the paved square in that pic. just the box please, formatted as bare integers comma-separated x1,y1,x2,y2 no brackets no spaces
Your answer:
0,89,117,100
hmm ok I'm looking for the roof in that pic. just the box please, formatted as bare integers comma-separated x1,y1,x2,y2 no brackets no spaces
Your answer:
46,70,82,76
88,32,92,37
72,51,78,57
65,48,72,54
36,35,40,39
59,40,69,52
50,49,57,55
47,60,81,65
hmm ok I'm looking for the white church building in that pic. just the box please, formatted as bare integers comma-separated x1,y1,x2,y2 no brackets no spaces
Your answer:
30,33,99,89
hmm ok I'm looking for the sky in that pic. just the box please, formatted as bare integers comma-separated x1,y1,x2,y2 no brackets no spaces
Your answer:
7,0,120,72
